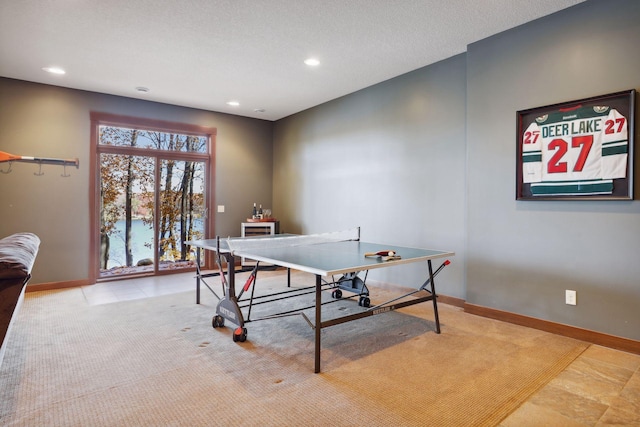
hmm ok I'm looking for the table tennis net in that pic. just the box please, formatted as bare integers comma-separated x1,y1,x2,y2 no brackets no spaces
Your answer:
225,227,359,255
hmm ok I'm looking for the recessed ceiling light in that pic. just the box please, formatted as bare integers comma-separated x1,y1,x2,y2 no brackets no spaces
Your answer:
304,58,320,67
226,101,240,107
135,86,150,93
42,66,66,75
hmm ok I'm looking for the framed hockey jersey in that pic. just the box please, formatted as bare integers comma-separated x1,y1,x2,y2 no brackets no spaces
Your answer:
516,89,635,200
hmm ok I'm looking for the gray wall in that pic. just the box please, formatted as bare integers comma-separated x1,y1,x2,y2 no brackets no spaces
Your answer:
466,0,640,340
0,78,273,284
274,0,640,341
274,54,468,298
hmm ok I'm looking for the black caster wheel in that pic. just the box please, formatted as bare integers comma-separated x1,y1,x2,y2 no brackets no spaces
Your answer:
332,289,343,299
233,327,247,342
212,315,225,328
359,296,371,307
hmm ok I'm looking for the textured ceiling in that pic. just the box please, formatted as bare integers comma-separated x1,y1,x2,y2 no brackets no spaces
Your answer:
0,0,585,121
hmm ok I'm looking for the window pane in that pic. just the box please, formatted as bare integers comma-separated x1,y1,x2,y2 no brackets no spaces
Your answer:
99,153,155,276
99,126,208,153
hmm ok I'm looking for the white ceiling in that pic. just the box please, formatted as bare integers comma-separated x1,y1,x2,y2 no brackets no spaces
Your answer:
0,0,585,121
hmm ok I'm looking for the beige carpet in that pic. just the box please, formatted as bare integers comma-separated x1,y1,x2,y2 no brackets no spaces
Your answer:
0,271,588,426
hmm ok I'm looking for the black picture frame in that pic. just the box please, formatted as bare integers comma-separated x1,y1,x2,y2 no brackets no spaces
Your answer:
516,89,635,200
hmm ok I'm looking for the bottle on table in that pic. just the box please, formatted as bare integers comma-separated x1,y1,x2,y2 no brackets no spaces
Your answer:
252,203,257,219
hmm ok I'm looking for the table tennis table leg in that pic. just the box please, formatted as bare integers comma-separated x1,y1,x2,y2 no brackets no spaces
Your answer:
315,274,322,373
428,260,441,334
195,248,201,304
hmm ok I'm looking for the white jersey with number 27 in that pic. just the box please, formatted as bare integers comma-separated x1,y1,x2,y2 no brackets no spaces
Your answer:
521,105,628,196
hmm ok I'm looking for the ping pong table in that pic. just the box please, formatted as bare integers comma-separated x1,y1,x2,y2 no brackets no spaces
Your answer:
187,228,454,373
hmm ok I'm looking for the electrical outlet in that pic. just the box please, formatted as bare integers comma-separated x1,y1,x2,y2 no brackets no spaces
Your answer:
565,290,577,305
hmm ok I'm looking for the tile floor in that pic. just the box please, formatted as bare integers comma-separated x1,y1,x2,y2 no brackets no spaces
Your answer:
501,344,640,426
81,271,198,306
83,272,640,426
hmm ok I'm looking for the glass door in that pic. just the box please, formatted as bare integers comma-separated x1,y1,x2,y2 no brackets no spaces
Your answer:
157,159,206,272
95,120,212,280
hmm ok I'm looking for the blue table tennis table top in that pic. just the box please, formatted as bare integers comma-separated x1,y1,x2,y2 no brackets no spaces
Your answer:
188,237,454,277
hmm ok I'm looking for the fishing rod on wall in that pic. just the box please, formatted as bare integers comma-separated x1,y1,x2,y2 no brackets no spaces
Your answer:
0,150,79,177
